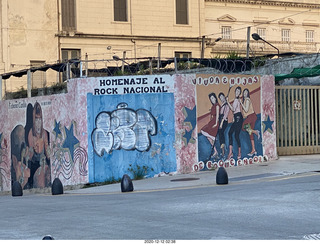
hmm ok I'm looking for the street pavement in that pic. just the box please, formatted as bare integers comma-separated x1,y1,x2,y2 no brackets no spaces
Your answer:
63,154,320,195
1,154,320,240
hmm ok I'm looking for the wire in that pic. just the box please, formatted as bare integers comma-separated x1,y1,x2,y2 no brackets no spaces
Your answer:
204,9,313,38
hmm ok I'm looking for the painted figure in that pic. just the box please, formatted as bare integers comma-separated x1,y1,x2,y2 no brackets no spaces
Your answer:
201,93,220,158
226,86,243,160
27,102,51,188
241,88,260,156
218,92,230,159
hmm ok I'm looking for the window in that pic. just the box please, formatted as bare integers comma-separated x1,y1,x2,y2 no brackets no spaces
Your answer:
61,0,76,31
175,52,192,59
282,29,290,42
306,30,314,43
221,26,231,39
176,0,188,25
61,49,80,81
257,28,266,40
30,61,46,88
114,0,127,22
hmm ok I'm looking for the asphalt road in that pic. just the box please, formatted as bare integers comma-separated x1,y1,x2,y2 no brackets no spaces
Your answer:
1,172,320,240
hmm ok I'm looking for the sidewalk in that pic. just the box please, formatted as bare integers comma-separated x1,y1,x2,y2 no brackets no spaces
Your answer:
65,154,320,195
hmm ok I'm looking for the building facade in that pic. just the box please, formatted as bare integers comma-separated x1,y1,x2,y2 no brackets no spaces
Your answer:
206,0,320,57
0,0,319,92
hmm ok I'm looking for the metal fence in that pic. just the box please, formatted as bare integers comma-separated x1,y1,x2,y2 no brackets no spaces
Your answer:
2,54,320,99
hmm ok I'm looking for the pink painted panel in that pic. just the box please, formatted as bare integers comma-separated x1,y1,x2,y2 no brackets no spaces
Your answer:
261,75,277,161
173,75,198,173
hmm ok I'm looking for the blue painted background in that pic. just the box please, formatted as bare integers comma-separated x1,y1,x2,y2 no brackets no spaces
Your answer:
198,114,262,167
87,93,176,183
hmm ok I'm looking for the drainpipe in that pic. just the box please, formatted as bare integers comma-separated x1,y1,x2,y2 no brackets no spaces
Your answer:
27,70,31,98
57,0,61,83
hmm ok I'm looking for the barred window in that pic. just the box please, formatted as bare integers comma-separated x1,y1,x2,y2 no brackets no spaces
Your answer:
175,52,192,59
221,26,231,39
30,61,46,89
306,30,314,43
61,0,76,31
257,28,266,40
176,0,188,25
282,29,290,42
114,0,127,22
61,49,81,81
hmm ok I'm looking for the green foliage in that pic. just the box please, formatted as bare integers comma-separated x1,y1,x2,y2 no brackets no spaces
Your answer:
127,164,154,180
225,51,242,59
5,82,67,100
252,57,267,68
82,177,121,188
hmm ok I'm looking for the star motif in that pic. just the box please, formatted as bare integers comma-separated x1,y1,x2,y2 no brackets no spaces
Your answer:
53,120,62,139
62,123,79,162
182,106,196,146
183,106,197,130
182,129,193,146
263,115,274,133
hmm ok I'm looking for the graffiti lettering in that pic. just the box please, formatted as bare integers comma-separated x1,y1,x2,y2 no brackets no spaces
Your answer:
196,156,264,171
94,88,118,95
99,77,148,87
124,86,168,94
8,100,27,110
153,77,165,84
92,103,157,156
192,75,260,86
94,76,173,95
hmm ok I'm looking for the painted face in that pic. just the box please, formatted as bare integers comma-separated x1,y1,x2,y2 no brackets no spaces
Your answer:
219,95,226,103
244,90,249,98
35,116,42,135
235,88,241,97
210,95,216,104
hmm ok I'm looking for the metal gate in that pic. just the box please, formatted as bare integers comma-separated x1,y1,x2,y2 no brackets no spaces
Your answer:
276,86,320,155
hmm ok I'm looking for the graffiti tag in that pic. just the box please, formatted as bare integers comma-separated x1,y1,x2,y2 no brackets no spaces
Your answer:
92,103,157,156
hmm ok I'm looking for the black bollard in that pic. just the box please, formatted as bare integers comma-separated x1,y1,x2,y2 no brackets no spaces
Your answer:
216,166,228,185
42,235,55,240
52,178,63,195
12,181,23,197
121,174,134,192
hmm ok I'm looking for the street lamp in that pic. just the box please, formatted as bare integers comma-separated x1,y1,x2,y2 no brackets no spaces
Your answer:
252,33,280,56
113,54,130,73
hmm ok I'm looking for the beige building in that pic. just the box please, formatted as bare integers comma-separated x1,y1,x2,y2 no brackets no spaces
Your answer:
0,0,320,93
206,0,320,57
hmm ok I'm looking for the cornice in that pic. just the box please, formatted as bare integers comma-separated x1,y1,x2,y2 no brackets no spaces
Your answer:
205,0,320,9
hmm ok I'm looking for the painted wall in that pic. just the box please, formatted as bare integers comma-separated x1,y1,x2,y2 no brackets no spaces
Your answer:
0,73,276,191
0,81,89,191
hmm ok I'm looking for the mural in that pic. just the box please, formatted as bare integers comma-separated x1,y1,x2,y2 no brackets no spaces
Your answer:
261,75,277,160
88,92,176,183
0,132,10,191
173,75,197,174
196,75,263,170
11,102,51,189
0,74,277,192
51,120,88,181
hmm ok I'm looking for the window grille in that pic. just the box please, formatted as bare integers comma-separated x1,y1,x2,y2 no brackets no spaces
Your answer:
221,26,231,39
306,30,314,43
281,29,291,42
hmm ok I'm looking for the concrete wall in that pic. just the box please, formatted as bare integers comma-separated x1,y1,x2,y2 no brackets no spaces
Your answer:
0,73,276,191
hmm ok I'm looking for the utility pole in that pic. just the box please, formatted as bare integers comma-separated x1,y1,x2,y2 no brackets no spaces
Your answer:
201,36,205,59
246,27,251,59
122,51,126,73
27,69,31,98
157,43,161,71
